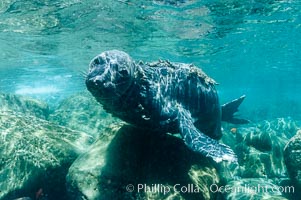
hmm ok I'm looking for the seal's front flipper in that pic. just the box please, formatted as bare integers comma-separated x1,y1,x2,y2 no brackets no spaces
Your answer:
222,95,249,124
178,109,237,163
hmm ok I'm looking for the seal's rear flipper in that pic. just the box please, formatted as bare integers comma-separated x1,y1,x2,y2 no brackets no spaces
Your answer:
178,109,237,163
222,95,249,124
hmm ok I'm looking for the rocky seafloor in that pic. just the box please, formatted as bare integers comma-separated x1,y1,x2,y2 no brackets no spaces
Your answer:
0,92,300,200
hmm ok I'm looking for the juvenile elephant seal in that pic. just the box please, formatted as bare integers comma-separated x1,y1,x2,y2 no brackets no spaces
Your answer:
86,50,248,162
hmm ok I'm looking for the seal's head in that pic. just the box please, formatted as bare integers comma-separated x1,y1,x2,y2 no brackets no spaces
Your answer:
86,50,135,100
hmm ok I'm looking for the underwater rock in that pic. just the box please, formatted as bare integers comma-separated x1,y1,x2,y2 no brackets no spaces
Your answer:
0,111,94,200
0,93,49,119
66,125,220,200
221,118,299,180
49,92,121,139
283,129,301,198
245,131,272,151
224,178,289,200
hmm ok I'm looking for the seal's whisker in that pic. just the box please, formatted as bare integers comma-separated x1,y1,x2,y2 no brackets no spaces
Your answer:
80,70,88,78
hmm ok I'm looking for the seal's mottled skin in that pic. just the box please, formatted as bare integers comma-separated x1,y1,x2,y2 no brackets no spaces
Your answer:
86,50,246,162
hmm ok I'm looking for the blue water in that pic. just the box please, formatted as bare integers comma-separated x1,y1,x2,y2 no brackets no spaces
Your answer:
0,0,300,120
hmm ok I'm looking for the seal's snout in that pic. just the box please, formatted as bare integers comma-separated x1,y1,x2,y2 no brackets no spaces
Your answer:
86,50,135,99
86,50,133,81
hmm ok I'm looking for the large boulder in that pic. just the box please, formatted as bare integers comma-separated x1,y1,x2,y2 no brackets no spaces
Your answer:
284,129,301,198
0,93,49,119
0,94,94,200
66,125,220,200
49,92,120,139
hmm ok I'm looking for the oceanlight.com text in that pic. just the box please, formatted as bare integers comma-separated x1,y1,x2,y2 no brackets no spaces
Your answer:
125,183,295,195
209,183,294,194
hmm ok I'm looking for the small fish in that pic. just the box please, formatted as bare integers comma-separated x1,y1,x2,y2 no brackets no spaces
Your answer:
230,128,237,134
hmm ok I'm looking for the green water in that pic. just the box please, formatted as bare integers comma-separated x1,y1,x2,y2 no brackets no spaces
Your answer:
0,1,300,199
0,0,300,120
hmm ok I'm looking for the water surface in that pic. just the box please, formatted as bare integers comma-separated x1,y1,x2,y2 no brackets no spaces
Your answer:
0,0,300,120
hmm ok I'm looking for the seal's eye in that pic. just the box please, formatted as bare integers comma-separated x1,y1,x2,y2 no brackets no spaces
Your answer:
94,56,106,66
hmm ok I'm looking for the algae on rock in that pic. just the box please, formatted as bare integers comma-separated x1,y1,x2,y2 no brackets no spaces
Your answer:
222,118,299,180
49,92,121,139
0,93,49,119
284,129,301,199
0,94,94,200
